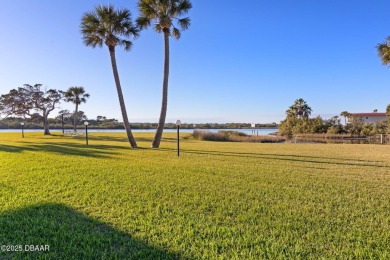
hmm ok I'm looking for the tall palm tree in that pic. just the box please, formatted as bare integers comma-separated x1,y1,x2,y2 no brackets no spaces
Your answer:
81,4,139,148
63,86,90,131
377,36,390,65
137,0,192,148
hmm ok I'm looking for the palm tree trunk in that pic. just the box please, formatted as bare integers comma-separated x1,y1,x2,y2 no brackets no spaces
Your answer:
152,31,170,148
74,103,78,132
109,47,137,148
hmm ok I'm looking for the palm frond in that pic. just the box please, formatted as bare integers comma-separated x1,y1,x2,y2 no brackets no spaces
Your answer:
154,23,163,33
82,35,103,48
116,8,131,22
172,0,192,17
177,17,190,30
136,16,152,30
172,27,181,39
377,39,390,65
119,39,133,51
138,0,159,19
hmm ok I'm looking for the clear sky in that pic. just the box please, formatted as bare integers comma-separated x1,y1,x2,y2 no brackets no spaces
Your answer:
1,0,390,124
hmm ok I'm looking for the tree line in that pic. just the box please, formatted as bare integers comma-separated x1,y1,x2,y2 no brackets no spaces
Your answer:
0,116,277,130
279,99,390,137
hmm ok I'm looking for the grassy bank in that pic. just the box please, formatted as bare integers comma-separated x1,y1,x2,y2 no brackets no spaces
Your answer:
0,132,389,258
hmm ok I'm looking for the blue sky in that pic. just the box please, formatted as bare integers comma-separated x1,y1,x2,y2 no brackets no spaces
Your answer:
1,0,390,124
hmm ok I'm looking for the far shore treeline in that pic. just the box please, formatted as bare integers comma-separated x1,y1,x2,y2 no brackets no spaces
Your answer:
0,117,278,130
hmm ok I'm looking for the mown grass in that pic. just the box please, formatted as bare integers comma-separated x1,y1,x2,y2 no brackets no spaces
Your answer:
0,132,389,259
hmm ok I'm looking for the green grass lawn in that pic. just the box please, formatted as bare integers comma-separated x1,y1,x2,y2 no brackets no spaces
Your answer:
0,132,389,259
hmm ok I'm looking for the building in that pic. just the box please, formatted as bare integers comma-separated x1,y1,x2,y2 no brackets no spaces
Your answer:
348,112,387,124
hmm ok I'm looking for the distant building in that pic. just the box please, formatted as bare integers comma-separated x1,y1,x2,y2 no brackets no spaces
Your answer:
348,112,387,124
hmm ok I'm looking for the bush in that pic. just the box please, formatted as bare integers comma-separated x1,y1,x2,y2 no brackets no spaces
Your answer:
218,130,247,137
279,116,344,136
193,130,285,143
326,125,343,135
193,130,229,142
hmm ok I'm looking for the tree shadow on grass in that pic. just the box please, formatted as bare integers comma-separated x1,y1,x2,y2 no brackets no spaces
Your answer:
158,148,389,169
84,135,178,144
80,135,131,143
0,144,27,153
0,203,180,259
54,134,168,146
0,142,129,159
66,132,151,142
0,137,157,158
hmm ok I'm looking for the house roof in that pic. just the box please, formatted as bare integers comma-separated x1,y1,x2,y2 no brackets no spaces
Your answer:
350,113,386,117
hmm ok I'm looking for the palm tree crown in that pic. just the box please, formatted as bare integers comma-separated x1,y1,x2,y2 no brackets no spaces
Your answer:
64,86,90,106
81,4,139,51
287,98,312,119
377,36,390,65
137,0,192,39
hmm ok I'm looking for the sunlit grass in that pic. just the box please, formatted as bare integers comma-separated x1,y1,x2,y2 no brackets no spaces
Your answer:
0,132,389,258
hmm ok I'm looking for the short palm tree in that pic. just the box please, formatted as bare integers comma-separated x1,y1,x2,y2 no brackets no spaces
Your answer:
137,0,192,148
377,36,390,65
81,4,139,148
63,86,90,131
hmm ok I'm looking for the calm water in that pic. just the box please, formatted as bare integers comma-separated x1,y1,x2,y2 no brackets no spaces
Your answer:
0,128,278,135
